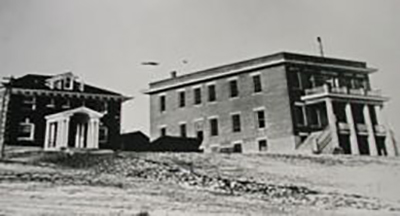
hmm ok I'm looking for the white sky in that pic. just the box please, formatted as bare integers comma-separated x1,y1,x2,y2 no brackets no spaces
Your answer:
1,0,399,136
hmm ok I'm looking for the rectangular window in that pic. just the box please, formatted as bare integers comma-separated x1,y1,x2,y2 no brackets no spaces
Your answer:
231,114,241,132
22,96,36,110
229,79,239,98
256,110,266,129
178,91,185,108
208,84,216,102
159,95,166,112
258,139,267,151
99,125,108,143
233,143,242,153
294,104,306,126
194,88,202,105
180,123,187,137
64,77,73,90
210,118,219,136
252,74,262,93
46,98,56,108
61,99,70,109
18,119,34,141
48,122,57,147
160,126,167,137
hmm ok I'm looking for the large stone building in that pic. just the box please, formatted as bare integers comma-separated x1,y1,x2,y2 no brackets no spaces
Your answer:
146,52,397,156
0,72,130,151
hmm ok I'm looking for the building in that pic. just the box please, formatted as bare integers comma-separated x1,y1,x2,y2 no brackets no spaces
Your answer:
119,131,150,151
0,72,130,151
146,52,397,156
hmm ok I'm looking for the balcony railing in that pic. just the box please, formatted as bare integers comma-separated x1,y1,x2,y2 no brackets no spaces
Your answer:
374,124,386,135
338,122,350,131
304,84,382,98
356,124,368,133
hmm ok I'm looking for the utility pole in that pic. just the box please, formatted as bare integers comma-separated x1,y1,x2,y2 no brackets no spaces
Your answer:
317,36,325,57
0,77,13,159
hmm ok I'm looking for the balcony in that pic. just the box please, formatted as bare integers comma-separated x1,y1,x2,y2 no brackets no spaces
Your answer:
302,84,388,104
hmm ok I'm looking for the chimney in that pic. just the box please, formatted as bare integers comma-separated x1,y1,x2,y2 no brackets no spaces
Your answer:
170,71,177,78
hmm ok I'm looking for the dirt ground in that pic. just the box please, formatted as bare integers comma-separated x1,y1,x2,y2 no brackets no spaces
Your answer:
1,151,400,215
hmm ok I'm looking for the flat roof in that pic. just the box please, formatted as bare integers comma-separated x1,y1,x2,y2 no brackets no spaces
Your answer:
146,51,376,94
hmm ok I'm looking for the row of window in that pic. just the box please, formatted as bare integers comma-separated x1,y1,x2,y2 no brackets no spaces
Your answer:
159,74,263,112
21,96,109,112
159,109,266,138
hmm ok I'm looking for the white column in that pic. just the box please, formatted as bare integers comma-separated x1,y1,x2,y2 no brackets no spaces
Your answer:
75,124,81,148
63,118,70,148
325,98,339,149
58,119,65,149
44,120,51,150
363,105,378,156
86,119,94,148
345,103,359,155
56,120,63,149
93,119,100,149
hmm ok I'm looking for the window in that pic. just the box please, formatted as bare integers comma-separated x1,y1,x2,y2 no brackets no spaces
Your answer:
194,88,202,105
47,98,55,108
229,79,239,98
233,143,242,153
231,113,241,132
252,74,262,93
22,96,36,110
258,139,267,151
194,119,204,140
159,95,166,112
99,125,108,143
294,104,306,126
48,122,57,147
18,118,35,141
209,118,219,136
208,84,216,102
160,126,167,137
61,99,71,109
180,123,187,137
178,91,185,108
256,110,266,129
100,101,108,112
64,77,73,90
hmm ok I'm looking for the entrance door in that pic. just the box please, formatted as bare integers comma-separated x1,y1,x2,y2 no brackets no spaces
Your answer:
68,113,90,148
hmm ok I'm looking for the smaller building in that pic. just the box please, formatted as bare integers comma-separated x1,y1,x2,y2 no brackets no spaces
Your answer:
0,72,131,151
150,136,202,152
119,131,150,151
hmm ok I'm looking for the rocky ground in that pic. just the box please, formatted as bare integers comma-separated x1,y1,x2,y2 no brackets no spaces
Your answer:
0,149,400,215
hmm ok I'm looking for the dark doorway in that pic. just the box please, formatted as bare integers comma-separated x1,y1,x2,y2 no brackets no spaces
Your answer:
69,113,90,148
376,136,387,156
357,135,370,155
339,135,351,154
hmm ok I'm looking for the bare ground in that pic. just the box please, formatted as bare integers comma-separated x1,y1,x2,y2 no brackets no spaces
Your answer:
0,150,400,215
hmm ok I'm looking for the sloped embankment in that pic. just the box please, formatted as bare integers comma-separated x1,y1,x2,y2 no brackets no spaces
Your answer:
1,151,393,212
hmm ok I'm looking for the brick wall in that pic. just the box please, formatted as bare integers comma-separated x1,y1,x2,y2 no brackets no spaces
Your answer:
149,65,296,153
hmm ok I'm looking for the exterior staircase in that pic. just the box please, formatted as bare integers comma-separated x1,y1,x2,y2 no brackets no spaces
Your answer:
298,127,334,154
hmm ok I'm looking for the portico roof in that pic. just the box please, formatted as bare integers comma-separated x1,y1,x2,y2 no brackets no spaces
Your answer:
45,106,104,120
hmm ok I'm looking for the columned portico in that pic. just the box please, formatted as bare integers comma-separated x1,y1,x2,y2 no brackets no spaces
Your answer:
44,106,104,151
